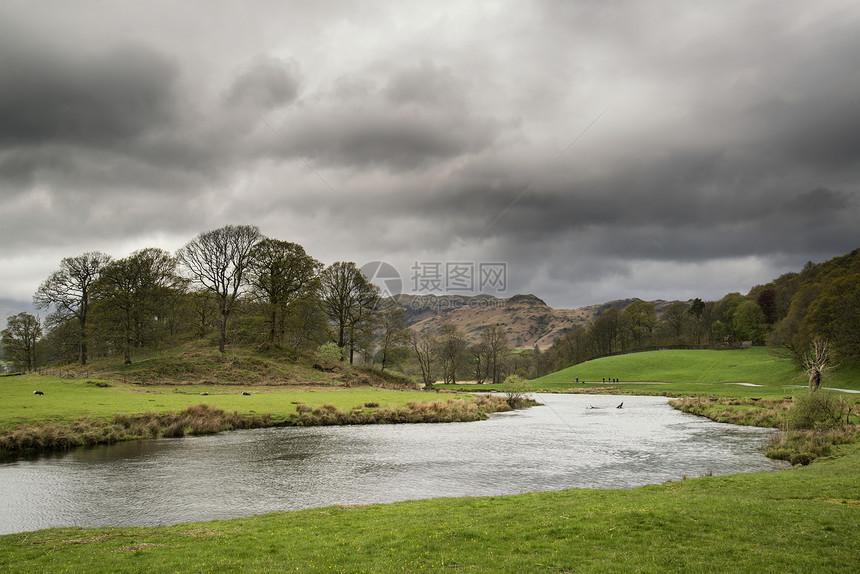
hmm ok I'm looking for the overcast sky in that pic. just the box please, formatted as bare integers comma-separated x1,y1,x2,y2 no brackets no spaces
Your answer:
2,0,859,323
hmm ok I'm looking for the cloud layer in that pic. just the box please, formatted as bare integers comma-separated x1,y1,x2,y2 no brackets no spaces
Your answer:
1,0,858,318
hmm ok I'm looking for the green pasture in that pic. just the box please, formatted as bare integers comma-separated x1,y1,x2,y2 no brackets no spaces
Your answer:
446,348,860,398
0,375,434,431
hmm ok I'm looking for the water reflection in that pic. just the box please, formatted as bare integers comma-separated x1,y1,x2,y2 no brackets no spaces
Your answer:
0,394,783,534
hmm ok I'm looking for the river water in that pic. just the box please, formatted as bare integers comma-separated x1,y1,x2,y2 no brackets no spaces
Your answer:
0,394,783,534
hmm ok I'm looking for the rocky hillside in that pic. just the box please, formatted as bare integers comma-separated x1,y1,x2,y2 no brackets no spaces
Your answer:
395,294,680,350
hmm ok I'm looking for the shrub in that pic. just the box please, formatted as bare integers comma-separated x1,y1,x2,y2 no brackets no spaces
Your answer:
316,342,343,365
504,374,532,408
786,392,848,431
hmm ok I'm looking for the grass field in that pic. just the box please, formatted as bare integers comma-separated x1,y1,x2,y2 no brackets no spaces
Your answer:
0,375,437,431
443,348,860,398
1,442,858,573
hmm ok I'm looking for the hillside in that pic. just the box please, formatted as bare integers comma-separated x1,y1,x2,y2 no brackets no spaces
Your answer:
396,293,680,350
39,340,415,390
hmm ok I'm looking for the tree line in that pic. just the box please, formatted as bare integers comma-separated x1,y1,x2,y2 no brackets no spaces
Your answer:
537,248,860,376
4,232,855,381
1,225,412,374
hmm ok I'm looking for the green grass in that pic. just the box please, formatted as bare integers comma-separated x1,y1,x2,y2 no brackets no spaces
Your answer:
2,442,858,573
442,348,860,398
543,347,859,387
537,348,801,384
0,375,437,431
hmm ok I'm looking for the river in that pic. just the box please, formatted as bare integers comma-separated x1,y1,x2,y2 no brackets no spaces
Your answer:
0,394,783,534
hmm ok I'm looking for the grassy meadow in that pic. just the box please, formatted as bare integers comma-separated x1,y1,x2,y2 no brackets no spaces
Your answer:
443,348,860,398
0,375,436,431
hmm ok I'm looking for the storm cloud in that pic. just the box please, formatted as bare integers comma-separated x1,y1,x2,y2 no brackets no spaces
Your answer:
0,0,858,324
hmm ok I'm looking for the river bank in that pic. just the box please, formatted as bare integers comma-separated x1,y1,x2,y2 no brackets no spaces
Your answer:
0,389,515,459
1,439,856,572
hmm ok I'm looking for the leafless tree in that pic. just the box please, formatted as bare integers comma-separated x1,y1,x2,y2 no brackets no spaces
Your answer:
411,329,437,387
176,225,261,353
378,304,409,372
34,251,111,365
319,261,379,364
803,337,832,393
482,324,509,384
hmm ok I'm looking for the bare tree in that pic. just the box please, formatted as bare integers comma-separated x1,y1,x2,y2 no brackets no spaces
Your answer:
469,341,489,384
34,251,111,365
319,262,379,364
437,322,467,383
378,304,409,372
803,338,832,393
176,225,261,353
482,324,509,384
411,329,437,387
661,301,691,345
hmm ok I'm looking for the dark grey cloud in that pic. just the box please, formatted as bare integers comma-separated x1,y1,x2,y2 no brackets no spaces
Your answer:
0,36,178,148
224,57,302,110
0,0,859,312
279,62,506,171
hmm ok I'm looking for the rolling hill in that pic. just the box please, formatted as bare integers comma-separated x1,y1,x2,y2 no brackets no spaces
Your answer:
395,293,681,350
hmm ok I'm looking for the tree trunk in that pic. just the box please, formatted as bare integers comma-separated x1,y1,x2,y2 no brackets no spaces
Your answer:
269,307,277,346
219,311,228,354
80,316,88,366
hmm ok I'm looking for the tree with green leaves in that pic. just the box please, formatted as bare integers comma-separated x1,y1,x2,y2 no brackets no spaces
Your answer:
687,297,706,345
804,273,860,358
469,341,490,384
661,301,691,345
281,292,329,349
247,238,321,347
177,225,261,353
732,299,768,345
34,251,111,365
1,312,42,371
622,300,656,349
93,248,180,364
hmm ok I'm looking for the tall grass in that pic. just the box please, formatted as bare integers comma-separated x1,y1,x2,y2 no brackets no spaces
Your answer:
1,395,516,458
0,404,272,458
670,392,860,466
291,395,512,426
766,391,860,465
669,396,791,427
767,425,860,465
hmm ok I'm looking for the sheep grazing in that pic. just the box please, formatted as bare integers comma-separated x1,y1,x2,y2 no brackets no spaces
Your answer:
33,390,44,395
242,391,251,396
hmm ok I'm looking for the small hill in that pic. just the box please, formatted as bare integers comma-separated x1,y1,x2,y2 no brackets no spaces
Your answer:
533,347,802,387
396,294,684,350
48,341,414,389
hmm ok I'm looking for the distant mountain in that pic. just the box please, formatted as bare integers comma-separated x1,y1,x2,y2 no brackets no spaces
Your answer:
395,294,682,350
